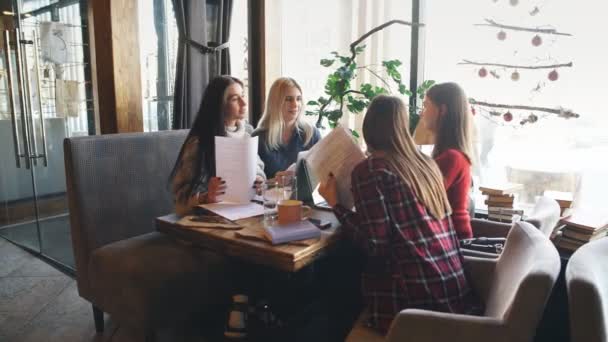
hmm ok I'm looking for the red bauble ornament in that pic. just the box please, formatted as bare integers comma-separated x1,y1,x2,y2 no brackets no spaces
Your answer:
503,112,513,122
497,31,507,41
478,68,488,78
548,70,559,81
471,107,476,116
532,35,542,47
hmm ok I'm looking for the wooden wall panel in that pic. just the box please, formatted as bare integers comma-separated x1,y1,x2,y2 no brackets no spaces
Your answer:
88,0,143,134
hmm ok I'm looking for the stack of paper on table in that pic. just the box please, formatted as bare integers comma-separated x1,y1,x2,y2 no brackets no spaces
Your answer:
177,215,242,230
199,202,264,221
302,126,365,209
556,210,608,252
262,220,321,245
479,183,524,223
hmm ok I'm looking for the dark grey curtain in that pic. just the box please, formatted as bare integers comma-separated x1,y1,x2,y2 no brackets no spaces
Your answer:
171,0,234,129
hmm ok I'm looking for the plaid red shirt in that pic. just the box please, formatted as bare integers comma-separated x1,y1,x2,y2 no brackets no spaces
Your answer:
333,157,480,334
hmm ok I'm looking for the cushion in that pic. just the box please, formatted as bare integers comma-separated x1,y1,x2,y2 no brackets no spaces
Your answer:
88,232,232,329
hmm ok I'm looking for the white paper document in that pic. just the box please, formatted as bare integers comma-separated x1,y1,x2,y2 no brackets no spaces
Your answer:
303,126,366,209
215,135,258,203
199,202,264,221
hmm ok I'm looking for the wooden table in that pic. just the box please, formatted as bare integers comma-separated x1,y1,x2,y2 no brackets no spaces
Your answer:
156,209,341,272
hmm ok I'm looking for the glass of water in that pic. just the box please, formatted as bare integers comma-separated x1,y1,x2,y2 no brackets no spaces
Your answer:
278,173,297,201
262,179,282,226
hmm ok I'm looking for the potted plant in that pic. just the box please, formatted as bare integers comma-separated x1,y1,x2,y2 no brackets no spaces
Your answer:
305,20,435,136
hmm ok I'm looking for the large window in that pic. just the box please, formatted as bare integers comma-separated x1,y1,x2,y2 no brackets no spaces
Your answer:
423,1,608,211
266,0,413,132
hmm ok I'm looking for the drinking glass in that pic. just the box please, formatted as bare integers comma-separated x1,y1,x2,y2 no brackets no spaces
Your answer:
278,174,297,201
262,179,282,226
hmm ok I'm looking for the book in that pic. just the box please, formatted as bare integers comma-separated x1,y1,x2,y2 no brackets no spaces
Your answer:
263,220,321,245
486,195,515,203
177,215,242,230
488,213,520,221
543,190,573,208
302,126,366,209
487,208,524,216
485,200,514,208
562,228,607,242
479,183,523,196
559,210,608,233
556,236,585,252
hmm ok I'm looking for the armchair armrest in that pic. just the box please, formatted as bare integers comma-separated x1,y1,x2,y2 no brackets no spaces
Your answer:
471,218,512,238
386,309,506,342
463,256,497,301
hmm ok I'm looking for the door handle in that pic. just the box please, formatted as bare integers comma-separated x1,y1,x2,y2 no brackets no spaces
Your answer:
32,29,47,166
14,28,32,169
20,32,38,166
4,30,23,168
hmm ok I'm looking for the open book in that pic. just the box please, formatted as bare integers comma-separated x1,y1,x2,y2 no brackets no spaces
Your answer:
301,127,366,209
262,220,321,245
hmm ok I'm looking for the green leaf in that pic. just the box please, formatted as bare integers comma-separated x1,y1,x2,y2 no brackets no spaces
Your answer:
422,80,435,88
354,45,366,54
320,59,335,67
398,84,412,96
339,56,352,64
305,110,319,116
318,97,329,105
350,129,360,138
307,100,319,106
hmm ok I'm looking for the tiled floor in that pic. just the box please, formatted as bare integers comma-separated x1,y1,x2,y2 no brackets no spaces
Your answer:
0,238,209,342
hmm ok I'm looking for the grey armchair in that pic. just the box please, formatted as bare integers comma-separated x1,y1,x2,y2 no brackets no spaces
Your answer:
346,221,561,342
566,237,608,342
64,131,232,339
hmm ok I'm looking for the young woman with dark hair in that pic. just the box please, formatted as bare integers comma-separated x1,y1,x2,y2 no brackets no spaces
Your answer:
170,75,265,215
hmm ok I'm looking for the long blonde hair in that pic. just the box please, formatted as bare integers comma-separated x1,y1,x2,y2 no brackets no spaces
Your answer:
426,82,474,163
363,95,451,219
257,77,315,150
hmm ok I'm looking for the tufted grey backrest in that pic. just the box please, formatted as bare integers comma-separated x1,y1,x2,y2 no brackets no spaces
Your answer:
64,130,188,296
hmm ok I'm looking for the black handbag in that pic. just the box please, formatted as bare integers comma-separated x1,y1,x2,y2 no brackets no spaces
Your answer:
460,237,506,255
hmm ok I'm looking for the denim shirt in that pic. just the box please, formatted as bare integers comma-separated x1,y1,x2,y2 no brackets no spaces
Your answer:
252,126,321,178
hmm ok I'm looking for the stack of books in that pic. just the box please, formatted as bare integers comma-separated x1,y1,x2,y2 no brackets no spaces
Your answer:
543,190,574,216
479,183,524,223
556,210,608,252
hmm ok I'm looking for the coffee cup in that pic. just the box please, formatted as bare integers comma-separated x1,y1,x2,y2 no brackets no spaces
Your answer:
277,200,311,225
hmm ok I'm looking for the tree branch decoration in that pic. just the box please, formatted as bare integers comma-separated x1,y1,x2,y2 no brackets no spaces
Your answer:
305,20,432,135
475,19,572,36
470,98,580,126
458,60,572,70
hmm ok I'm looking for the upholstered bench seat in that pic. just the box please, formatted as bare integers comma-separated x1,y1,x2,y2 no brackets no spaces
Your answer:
88,232,231,329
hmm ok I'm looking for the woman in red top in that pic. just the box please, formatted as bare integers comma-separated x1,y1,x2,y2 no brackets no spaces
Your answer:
319,95,479,334
421,82,475,239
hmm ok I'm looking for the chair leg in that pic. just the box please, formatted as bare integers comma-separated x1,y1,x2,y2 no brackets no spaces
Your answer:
92,305,104,333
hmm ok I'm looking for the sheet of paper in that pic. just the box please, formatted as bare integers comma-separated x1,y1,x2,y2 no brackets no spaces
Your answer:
199,202,264,221
39,21,68,64
304,126,366,209
215,135,258,203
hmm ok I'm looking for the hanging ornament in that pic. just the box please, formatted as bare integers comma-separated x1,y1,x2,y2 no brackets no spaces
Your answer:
511,71,520,81
530,6,540,16
532,35,543,47
490,70,501,79
528,113,538,123
497,30,507,41
548,70,559,81
478,67,488,78
503,111,513,122
471,106,476,116
509,0,519,6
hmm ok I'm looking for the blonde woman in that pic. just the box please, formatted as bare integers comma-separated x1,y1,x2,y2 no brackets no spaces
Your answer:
319,95,480,334
253,77,321,178
420,82,475,239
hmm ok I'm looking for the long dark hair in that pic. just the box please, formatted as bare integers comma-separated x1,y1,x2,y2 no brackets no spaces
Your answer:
426,82,473,163
169,75,244,197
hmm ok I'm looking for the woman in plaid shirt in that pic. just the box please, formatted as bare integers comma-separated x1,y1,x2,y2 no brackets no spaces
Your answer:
319,95,480,334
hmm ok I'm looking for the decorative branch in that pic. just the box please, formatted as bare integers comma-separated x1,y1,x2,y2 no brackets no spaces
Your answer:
348,20,424,63
458,59,573,70
362,67,393,91
469,99,580,118
474,19,572,36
